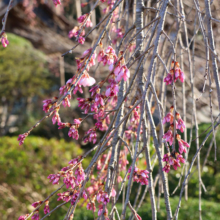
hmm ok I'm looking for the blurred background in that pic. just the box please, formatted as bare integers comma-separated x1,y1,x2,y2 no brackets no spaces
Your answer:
1,0,220,219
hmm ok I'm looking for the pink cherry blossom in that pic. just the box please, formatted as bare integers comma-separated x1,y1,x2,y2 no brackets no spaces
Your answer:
176,134,190,154
164,73,173,85
97,191,110,205
163,153,170,162
79,72,96,87
128,166,149,185
1,35,9,47
95,94,105,106
75,165,85,183
17,133,28,145
68,158,79,166
42,99,53,112
162,129,173,146
77,98,91,114
57,191,72,202
87,202,96,212
52,0,61,6
71,192,80,205
105,79,119,97
176,116,185,132
31,211,39,220
115,65,130,82
68,126,79,140
32,201,42,208
77,14,88,23
176,154,185,163
73,84,83,94
52,110,61,124
84,129,97,144
162,164,170,173
82,191,88,200
62,95,71,107
173,159,181,170
86,18,93,27
98,50,105,62
98,204,108,217
68,27,79,38
44,201,50,214
163,112,174,124
18,214,29,220
47,173,61,184
78,36,85,44
136,213,142,220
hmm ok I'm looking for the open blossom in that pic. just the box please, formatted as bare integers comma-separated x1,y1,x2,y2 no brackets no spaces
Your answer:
1,35,9,47
79,72,96,87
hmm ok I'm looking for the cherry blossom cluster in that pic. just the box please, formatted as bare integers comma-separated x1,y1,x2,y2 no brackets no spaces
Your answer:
127,166,149,185
1,33,9,47
68,13,93,44
18,157,84,219
164,61,185,85
162,61,189,173
52,0,61,7
102,0,119,18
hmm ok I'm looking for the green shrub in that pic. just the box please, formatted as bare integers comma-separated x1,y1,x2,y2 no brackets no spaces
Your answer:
0,136,83,219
